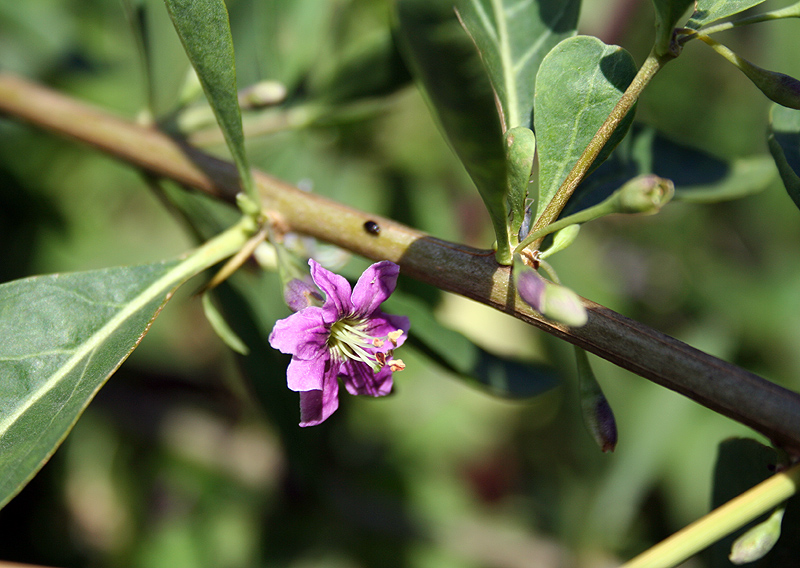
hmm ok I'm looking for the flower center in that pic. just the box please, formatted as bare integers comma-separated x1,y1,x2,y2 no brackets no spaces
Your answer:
328,318,404,373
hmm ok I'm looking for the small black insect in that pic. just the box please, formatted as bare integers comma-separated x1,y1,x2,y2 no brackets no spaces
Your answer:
363,220,381,235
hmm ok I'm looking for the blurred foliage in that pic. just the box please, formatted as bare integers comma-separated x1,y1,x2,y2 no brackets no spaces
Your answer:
1,0,800,567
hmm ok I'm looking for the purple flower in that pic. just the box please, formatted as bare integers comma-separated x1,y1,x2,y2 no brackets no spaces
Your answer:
269,259,410,426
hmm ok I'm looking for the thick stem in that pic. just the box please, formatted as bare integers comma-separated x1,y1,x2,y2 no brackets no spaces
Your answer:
2,74,800,454
526,49,671,249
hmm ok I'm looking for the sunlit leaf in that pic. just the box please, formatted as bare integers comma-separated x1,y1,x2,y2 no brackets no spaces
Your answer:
687,0,766,29
394,0,511,262
652,0,693,55
768,103,800,211
164,0,253,195
534,36,637,221
564,125,775,215
456,0,579,130
0,261,181,508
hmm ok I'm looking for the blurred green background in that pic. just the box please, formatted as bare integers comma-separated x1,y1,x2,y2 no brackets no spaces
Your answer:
1,0,800,566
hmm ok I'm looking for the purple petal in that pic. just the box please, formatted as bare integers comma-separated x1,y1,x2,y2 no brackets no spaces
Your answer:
341,360,394,397
365,312,410,351
268,308,329,360
286,355,333,392
351,261,400,317
284,277,323,312
516,269,547,312
299,369,340,426
310,259,352,318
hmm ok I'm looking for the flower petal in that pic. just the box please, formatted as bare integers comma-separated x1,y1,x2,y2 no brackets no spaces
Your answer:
286,355,334,392
299,369,340,426
310,259,352,319
268,308,329,360
341,360,393,397
364,312,410,352
351,261,400,317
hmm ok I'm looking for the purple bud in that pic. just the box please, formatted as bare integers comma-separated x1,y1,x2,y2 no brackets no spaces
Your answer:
514,258,588,327
284,277,323,312
516,268,547,313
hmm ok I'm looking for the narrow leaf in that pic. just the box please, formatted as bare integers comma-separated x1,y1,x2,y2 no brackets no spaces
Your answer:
456,0,579,130
202,292,249,355
394,0,511,262
687,0,766,29
651,0,694,55
768,104,800,210
164,0,254,196
384,293,559,398
0,222,249,509
534,36,637,221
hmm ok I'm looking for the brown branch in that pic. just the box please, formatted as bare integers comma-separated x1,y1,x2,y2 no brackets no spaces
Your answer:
2,73,800,454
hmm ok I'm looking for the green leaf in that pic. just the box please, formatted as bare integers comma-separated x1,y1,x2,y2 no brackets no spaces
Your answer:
0,262,179,508
394,0,511,263
455,0,579,130
0,222,250,509
651,0,693,55
707,438,780,568
768,104,800,211
687,0,766,29
201,292,249,355
384,293,559,398
565,125,775,215
164,0,253,196
534,36,637,221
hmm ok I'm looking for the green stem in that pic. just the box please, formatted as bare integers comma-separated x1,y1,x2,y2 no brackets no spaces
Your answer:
621,463,800,568
515,198,615,253
679,1,800,44
524,49,671,250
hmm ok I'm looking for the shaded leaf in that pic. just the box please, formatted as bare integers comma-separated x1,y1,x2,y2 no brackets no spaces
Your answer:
768,103,800,211
652,0,693,55
384,293,559,398
310,31,411,105
394,0,511,262
564,125,775,215
534,36,637,221
687,0,766,29
456,0,579,130
165,0,253,195
707,438,779,568
0,261,180,508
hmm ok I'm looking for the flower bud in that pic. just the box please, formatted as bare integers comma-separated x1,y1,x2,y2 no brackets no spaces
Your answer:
576,347,617,452
612,174,674,214
701,35,800,110
729,506,785,565
540,224,580,259
239,80,288,109
284,277,323,312
514,258,588,327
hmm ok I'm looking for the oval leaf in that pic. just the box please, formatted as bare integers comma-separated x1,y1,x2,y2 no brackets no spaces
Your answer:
687,0,766,29
768,104,800,211
165,0,254,195
394,0,511,262
455,0,579,130
533,36,637,221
